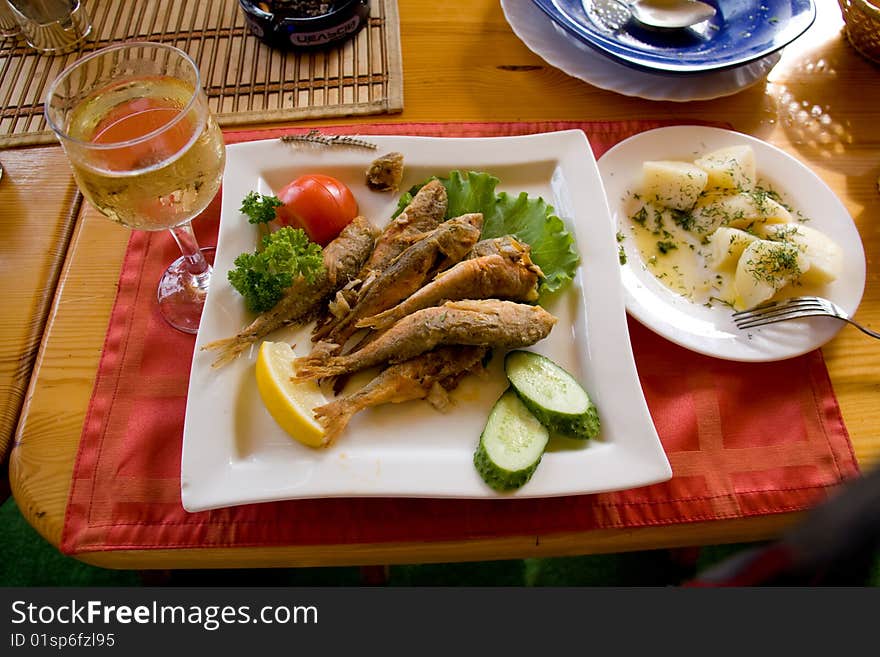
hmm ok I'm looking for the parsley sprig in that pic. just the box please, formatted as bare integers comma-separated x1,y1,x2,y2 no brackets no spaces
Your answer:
239,191,283,225
228,192,324,313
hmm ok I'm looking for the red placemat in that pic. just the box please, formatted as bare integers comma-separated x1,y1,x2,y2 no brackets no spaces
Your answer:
61,121,860,555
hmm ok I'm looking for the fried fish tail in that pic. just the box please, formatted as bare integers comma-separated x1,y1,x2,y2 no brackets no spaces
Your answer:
312,401,360,445
312,346,487,444
200,335,252,369
201,284,319,368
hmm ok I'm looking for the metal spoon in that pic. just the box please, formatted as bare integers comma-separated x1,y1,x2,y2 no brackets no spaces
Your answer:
613,0,717,30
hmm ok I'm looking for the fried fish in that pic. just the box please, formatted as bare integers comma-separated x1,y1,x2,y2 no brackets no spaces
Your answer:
358,178,449,278
313,212,484,347
356,241,543,331
312,346,488,445
294,299,557,381
201,216,377,368
312,179,449,341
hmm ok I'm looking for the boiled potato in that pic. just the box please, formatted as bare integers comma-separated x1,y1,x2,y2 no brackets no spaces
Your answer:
695,145,756,192
708,227,759,270
734,240,810,309
757,223,843,286
642,160,708,211
690,191,792,236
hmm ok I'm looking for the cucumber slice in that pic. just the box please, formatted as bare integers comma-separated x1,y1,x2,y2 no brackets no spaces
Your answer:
504,350,600,440
474,389,549,491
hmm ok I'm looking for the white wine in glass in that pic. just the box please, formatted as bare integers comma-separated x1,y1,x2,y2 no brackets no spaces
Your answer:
44,42,226,333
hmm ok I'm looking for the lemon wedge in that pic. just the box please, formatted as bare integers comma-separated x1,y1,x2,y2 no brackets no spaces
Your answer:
255,341,328,447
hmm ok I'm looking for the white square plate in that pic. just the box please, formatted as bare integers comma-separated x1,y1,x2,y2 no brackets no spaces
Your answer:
181,131,671,512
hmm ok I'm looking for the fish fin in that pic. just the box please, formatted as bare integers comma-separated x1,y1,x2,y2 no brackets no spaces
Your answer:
354,312,397,332
441,299,487,312
425,382,453,412
312,279,364,342
200,336,235,352
354,315,382,329
312,400,358,445
292,359,339,381
201,336,251,369
325,289,353,320
304,339,341,361
401,230,432,244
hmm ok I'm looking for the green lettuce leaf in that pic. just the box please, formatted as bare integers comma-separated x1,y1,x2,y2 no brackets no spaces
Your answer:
443,170,501,221
395,171,580,294
485,191,580,295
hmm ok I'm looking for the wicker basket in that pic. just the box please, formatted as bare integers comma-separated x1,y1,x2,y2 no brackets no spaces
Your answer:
839,0,880,64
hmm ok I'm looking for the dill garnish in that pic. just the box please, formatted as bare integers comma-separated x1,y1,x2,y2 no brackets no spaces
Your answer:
631,206,648,225
748,243,801,285
670,209,694,231
707,296,735,309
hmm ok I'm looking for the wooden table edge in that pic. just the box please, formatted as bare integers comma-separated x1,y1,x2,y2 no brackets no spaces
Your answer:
69,513,801,570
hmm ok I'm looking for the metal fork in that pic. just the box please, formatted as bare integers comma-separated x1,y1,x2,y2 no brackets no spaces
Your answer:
732,296,880,339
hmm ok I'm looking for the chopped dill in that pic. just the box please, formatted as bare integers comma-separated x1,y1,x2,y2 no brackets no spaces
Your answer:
747,243,801,284
670,209,695,231
707,296,735,309
631,206,648,225
652,207,665,234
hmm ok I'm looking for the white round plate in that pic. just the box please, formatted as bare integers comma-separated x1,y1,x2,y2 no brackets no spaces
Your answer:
500,0,781,102
598,126,866,362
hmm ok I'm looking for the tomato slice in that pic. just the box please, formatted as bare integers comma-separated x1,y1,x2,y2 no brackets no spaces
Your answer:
276,174,358,246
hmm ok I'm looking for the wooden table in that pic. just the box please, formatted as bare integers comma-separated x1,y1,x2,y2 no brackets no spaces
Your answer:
0,147,81,500
8,0,880,569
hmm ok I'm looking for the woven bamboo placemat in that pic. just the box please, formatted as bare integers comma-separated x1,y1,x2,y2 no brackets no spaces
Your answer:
0,0,403,148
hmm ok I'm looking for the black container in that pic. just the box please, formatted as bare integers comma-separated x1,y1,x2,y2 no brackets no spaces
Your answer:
239,1,371,50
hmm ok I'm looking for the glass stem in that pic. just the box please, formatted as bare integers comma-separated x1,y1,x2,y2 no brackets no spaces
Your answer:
168,222,211,290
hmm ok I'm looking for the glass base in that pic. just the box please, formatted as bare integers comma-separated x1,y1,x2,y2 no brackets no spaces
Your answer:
157,247,214,334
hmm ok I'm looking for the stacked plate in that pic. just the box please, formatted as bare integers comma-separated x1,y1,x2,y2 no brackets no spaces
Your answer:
502,0,817,101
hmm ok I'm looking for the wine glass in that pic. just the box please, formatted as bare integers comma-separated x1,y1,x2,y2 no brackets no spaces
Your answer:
44,42,226,333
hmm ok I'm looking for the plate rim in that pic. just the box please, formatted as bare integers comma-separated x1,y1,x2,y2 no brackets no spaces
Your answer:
501,0,780,103
531,0,817,74
181,130,671,512
597,125,867,363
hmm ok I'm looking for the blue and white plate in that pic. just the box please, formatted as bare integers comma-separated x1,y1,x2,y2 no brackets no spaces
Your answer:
531,0,816,73
503,0,780,102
